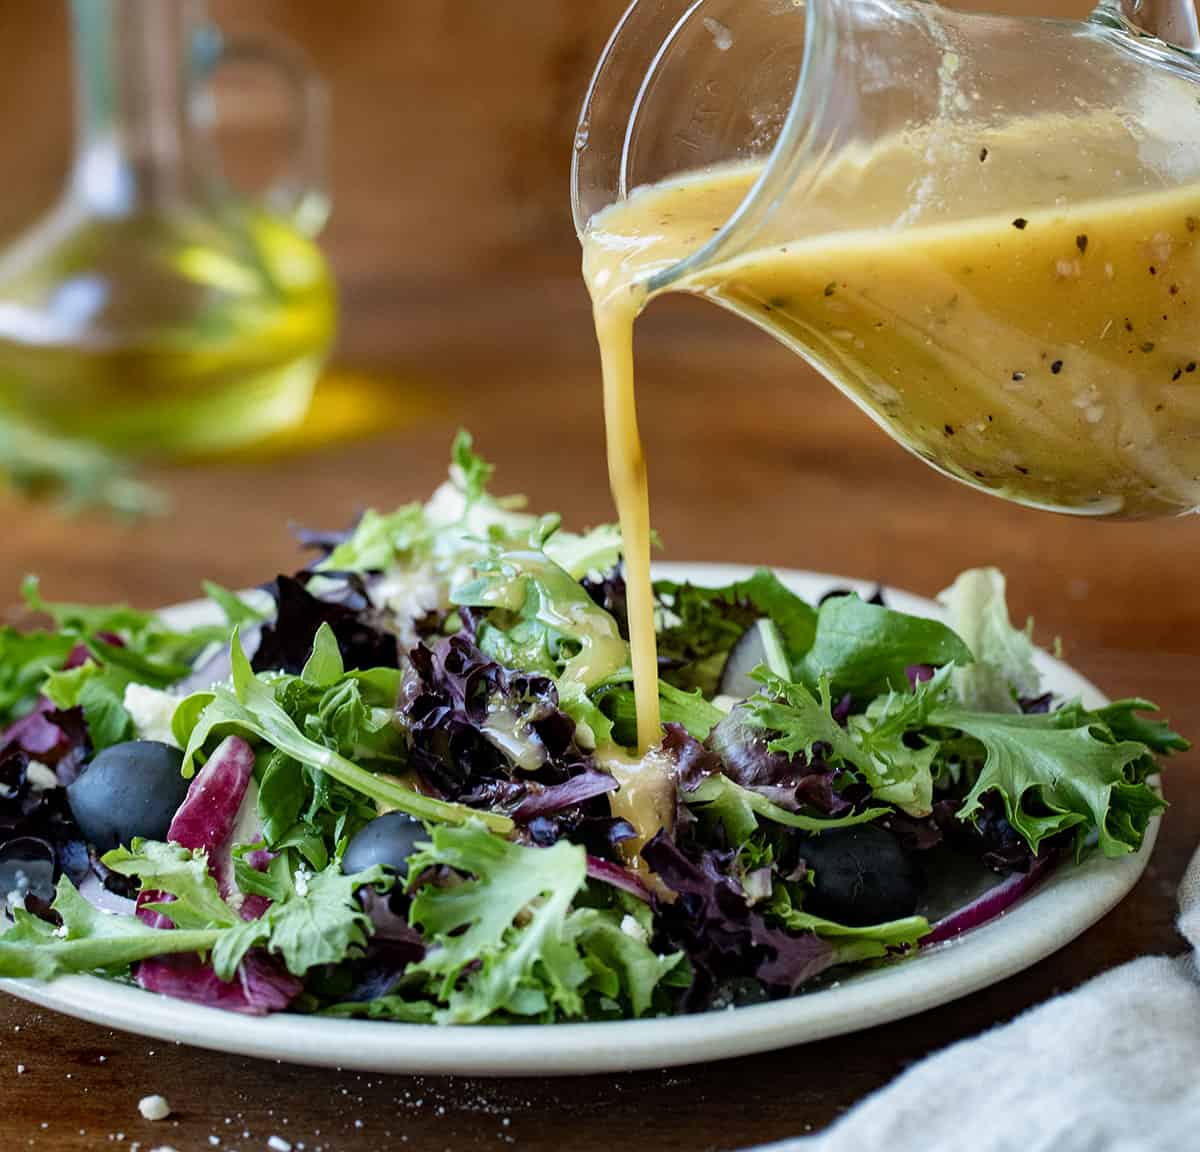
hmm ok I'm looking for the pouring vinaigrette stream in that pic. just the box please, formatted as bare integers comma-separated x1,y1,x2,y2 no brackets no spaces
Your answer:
580,3,1200,855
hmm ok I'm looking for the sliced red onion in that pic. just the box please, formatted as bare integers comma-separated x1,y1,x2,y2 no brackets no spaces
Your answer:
586,855,652,903
922,852,1056,947
77,872,137,918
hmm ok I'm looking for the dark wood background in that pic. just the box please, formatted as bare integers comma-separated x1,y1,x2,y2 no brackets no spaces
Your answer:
0,1,1195,1149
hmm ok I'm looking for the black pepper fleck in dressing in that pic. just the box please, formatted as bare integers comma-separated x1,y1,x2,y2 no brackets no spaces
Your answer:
1076,234,1088,255
979,147,989,162
1051,360,1064,374
1012,218,1028,230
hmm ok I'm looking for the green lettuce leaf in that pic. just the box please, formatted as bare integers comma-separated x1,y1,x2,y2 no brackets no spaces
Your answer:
42,660,134,751
408,821,590,1023
406,821,680,1022
938,567,1040,712
684,772,886,847
0,875,221,980
933,704,1168,857
654,569,817,694
766,886,929,964
0,628,76,726
0,840,394,983
800,594,972,698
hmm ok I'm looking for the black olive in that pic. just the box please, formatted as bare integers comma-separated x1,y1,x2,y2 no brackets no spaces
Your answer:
798,825,921,926
66,741,189,854
342,812,424,880
0,837,57,907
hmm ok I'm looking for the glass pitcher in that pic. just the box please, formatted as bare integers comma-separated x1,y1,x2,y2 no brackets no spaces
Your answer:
574,0,1200,518
0,0,335,457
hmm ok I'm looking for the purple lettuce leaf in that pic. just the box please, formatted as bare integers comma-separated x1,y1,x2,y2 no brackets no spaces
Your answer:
1,701,91,785
252,575,401,675
581,568,629,639
707,706,853,817
641,833,835,1012
399,634,616,845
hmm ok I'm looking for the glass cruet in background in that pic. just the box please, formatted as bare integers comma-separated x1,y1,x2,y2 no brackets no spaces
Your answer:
574,0,1200,519
0,0,336,457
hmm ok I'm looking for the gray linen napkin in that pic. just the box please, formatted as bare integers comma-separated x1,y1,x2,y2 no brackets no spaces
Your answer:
757,848,1200,1152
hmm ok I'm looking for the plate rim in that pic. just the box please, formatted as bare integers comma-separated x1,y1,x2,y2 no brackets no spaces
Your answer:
0,562,1161,1075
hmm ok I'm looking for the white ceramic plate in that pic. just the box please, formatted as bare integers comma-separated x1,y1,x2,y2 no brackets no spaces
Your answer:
0,564,1160,1075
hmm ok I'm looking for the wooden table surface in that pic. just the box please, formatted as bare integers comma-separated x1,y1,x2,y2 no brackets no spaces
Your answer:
0,278,1195,1152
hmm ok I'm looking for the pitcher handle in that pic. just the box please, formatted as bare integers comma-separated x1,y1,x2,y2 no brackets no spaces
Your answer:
190,24,331,238
1092,0,1200,52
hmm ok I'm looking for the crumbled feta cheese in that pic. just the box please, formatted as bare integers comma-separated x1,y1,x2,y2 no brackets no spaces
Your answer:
123,685,180,748
54,923,69,938
24,760,59,791
620,914,648,944
368,565,445,650
293,868,309,898
138,1095,172,1122
268,1137,292,1152
16,1063,24,1073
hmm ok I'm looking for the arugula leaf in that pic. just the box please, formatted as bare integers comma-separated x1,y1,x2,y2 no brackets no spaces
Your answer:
203,582,270,629
408,821,590,1023
767,886,929,964
933,704,1167,857
42,660,138,751
174,630,512,834
801,594,972,698
301,622,345,687
21,576,228,724
0,628,75,725
938,567,1040,711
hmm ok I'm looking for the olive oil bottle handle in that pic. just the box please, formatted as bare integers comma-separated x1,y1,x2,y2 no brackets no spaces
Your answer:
191,24,332,238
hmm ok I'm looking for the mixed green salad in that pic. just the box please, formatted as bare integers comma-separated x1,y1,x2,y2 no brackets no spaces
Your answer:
0,433,1186,1023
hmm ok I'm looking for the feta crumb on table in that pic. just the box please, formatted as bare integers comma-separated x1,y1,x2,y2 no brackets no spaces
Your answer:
138,1094,172,1122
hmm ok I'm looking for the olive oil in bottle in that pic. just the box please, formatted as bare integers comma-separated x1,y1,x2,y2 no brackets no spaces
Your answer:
0,0,337,457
